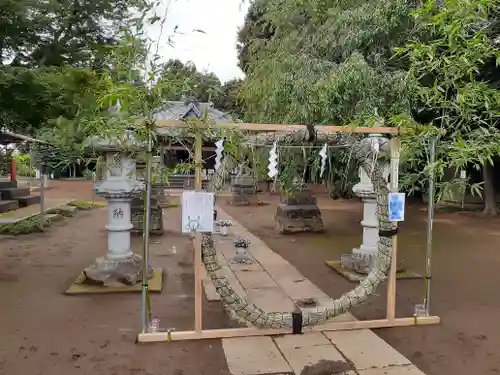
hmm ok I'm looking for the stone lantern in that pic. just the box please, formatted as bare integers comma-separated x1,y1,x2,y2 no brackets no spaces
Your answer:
340,134,391,275
82,131,152,286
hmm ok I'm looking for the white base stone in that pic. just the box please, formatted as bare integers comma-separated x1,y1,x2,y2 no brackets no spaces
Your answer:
83,253,152,286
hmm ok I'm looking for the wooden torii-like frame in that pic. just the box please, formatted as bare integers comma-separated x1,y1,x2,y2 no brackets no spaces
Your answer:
138,121,440,343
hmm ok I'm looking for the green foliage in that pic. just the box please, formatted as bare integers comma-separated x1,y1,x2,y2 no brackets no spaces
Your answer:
394,0,500,208
239,0,413,125
0,66,102,133
0,215,51,235
397,0,500,134
47,207,76,217
68,200,105,210
0,0,143,67
13,153,35,177
158,59,222,102
237,0,275,72
0,203,100,235
213,79,245,118
238,0,500,211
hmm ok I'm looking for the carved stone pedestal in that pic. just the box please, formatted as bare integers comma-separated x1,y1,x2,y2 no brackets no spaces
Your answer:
228,176,258,206
275,190,324,234
152,183,169,208
131,188,164,236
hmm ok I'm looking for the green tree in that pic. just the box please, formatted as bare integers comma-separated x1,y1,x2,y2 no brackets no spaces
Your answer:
396,0,500,214
237,0,274,73
157,59,222,102
239,0,413,124
0,66,101,133
213,78,245,118
0,0,36,64
1,0,143,67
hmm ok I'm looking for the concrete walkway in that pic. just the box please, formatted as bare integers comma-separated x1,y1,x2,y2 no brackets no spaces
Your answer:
205,207,426,375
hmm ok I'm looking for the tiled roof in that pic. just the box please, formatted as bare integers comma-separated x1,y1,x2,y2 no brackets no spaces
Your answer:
153,99,232,124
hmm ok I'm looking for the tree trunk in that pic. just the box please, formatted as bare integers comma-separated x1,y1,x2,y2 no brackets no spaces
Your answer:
482,163,498,215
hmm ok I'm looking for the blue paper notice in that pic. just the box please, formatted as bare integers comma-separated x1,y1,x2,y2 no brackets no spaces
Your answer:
388,193,405,222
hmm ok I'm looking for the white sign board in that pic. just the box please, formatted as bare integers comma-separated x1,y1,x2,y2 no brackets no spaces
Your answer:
181,191,215,233
388,192,405,222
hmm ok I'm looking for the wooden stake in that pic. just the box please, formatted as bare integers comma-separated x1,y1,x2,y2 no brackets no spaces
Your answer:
194,131,203,332
386,137,401,321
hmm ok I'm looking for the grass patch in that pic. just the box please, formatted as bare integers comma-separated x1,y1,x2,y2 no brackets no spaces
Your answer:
0,202,104,235
0,215,52,235
68,200,106,210
46,206,76,217
161,202,180,208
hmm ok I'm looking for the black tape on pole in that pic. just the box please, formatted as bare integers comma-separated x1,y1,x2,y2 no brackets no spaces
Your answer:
379,228,399,238
292,312,303,335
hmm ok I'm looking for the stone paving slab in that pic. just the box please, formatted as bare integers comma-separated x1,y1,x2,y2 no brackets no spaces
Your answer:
246,287,297,312
213,207,426,375
202,256,247,302
358,366,426,375
324,330,412,370
234,269,279,290
275,277,332,301
274,333,346,374
222,336,293,375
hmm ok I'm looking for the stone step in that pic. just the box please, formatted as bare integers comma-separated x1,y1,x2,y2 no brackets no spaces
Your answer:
0,200,19,213
17,195,41,207
0,187,30,200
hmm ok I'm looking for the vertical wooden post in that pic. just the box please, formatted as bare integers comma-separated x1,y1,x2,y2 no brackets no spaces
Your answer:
386,137,400,321
194,131,203,332
9,158,16,183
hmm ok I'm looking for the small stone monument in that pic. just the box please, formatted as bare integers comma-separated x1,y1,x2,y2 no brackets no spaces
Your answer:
131,160,164,235
229,163,258,205
131,189,164,235
229,175,258,205
340,134,402,275
82,133,153,286
275,181,324,234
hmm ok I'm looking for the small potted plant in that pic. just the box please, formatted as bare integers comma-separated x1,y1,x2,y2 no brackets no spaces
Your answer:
233,237,250,249
232,237,252,263
218,220,233,236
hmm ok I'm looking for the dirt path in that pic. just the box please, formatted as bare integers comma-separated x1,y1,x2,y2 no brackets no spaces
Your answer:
5,180,499,375
38,179,104,202
0,201,230,375
220,195,500,375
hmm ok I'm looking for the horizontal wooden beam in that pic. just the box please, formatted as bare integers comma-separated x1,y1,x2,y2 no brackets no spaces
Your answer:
137,316,440,343
153,120,401,135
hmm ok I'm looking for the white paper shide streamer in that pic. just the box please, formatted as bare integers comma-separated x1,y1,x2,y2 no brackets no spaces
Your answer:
214,139,224,171
319,143,328,178
369,136,380,176
268,141,278,179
